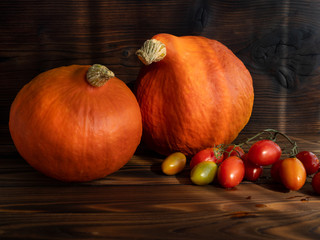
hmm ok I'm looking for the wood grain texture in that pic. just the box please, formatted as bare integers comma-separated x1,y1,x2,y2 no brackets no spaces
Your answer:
1,185,320,240
1,0,320,141
1,0,320,239
1,138,320,240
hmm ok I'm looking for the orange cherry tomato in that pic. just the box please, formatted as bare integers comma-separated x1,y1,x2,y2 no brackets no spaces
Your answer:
279,157,306,191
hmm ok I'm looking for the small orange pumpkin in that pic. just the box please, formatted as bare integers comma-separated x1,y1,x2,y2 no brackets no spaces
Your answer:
135,34,254,156
9,64,142,182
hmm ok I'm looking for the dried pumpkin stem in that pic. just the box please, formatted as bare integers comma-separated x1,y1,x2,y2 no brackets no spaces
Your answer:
136,39,166,65
86,64,115,87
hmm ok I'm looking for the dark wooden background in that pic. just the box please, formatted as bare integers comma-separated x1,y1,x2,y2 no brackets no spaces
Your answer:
1,1,320,239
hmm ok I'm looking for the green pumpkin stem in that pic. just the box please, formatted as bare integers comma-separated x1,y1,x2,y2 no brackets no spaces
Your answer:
136,39,166,65
87,64,115,87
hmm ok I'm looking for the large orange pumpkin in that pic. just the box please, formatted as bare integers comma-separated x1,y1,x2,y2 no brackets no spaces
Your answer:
135,33,254,156
9,64,142,182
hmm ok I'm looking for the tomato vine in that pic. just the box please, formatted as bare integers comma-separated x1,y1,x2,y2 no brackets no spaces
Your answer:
225,129,299,158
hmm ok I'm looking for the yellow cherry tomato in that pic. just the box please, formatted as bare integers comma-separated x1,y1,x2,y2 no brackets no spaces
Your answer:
161,152,186,175
190,161,218,185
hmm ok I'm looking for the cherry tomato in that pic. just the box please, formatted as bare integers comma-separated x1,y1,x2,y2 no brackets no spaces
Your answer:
242,153,263,181
279,157,306,191
312,172,320,194
247,140,281,166
223,145,245,159
217,156,245,188
161,152,186,175
270,159,283,183
296,151,320,175
190,161,218,185
190,147,223,169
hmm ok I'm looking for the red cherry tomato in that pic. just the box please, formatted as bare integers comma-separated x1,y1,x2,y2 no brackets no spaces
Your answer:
270,159,283,183
217,156,245,188
190,147,223,169
312,172,320,194
242,153,263,181
223,145,245,159
296,151,320,175
279,158,306,191
247,140,281,166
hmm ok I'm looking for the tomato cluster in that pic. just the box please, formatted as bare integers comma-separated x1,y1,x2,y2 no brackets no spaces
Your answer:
161,129,320,193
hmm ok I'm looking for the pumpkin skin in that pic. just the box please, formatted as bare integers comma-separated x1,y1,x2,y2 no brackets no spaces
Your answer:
135,34,254,156
9,65,142,182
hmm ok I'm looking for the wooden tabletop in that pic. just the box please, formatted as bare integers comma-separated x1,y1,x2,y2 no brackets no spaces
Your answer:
1,132,320,240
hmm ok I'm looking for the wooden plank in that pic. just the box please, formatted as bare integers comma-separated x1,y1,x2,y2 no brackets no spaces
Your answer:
1,134,320,239
2,0,320,135
0,184,319,239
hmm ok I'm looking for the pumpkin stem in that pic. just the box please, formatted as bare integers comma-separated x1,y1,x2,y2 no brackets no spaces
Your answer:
86,64,115,87
136,39,166,65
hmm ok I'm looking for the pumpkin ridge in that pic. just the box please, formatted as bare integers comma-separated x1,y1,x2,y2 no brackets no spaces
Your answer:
9,65,143,182
196,37,230,144
135,34,254,156
207,39,236,144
